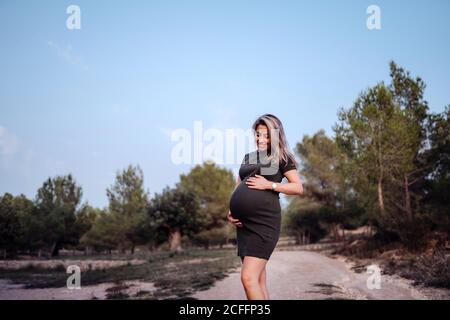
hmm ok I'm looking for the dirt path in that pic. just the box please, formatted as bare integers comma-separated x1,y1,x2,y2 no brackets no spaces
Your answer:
1,250,448,300
192,250,448,300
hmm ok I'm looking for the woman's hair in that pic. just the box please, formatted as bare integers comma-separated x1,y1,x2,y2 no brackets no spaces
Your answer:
251,113,297,168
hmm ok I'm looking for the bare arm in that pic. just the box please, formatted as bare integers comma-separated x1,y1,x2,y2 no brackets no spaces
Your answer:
275,170,303,195
246,170,304,195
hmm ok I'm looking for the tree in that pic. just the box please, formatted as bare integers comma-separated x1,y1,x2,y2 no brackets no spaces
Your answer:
334,84,395,215
75,203,98,238
295,130,355,240
35,174,83,256
80,208,121,253
148,185,205,251
178,162,235,230
334,83,417,219
283,197,327,245
389,61,430,219
0,193,22,258
424,106,450,232
191,224,233,249
332,62,446,250
18,201,45,257
106,164,150,254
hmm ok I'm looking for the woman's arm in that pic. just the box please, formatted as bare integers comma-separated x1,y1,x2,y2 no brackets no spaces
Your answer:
245,170,304,195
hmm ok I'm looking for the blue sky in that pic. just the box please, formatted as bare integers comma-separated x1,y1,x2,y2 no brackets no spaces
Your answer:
1,0,449,208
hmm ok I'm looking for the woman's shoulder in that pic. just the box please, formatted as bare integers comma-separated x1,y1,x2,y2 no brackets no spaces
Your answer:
279,154,297,173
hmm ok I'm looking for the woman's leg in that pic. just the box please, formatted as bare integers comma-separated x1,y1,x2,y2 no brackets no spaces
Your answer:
240,256,268,300
259,267,270,300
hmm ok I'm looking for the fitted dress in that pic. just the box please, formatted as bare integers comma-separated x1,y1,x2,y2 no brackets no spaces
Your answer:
229,150,297,260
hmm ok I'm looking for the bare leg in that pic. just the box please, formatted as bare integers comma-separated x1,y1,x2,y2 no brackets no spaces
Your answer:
240,256,268,300
241,256,269,299
259,267,270,300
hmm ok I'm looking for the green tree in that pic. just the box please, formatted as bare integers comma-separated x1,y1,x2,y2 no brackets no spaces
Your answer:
0,193,22,258
389,61,430,219
424,106,450,232
35,174,83,256
106,164,150,254
80,208,120,253
13,194,38,254
178,162,235,230
333,62,442,249
334,83,415,218
148,185,205,251
191,224,235,249
295,130,353,240
283,197,327,245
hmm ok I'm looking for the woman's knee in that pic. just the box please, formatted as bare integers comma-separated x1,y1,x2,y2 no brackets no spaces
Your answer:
241,270,259,287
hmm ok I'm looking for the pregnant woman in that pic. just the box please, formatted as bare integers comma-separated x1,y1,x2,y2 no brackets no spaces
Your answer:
228,113,304,300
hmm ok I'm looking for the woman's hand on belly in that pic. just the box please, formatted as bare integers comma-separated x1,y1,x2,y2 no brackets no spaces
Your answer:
245,174,271,190
227,210,243,227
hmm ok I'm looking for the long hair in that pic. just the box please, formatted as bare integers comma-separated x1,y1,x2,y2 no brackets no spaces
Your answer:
251,114,297,169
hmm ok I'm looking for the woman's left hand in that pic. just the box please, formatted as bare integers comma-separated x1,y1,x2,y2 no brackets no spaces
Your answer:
246,174,271,190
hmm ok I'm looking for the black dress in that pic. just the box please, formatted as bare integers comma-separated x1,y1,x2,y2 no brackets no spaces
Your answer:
229,150,297,260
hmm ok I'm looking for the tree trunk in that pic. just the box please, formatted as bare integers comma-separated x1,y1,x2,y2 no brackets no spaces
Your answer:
404,174,413,220
51,242,60,257
332,224,340,241
377,177,385,216
131,244,135,255
169,229,182,252
377,127,386,217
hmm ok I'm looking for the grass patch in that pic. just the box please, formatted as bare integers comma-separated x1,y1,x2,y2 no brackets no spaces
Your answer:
382,249,450,289
0,248,241,299
306,282,343,295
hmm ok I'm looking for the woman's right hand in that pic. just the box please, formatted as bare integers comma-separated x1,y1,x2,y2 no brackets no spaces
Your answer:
227,210,243,227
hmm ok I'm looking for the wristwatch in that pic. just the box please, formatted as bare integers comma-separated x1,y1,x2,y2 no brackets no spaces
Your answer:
271,182,277,191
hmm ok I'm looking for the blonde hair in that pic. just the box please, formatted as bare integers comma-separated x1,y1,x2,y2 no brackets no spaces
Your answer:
251,114,297,169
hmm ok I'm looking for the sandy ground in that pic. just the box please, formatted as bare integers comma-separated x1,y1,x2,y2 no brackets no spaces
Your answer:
0,258,153,299
192,250,450,300
0,259,147,271
1,250,448,300
0,279,156,300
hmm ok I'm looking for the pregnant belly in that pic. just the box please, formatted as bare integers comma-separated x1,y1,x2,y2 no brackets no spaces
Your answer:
229,181,280,221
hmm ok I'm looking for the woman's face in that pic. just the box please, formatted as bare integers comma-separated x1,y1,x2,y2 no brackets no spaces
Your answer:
255,124,270,151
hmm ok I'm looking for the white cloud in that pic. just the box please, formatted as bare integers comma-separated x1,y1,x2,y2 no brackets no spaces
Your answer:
0,126,19,155
47,40,88,70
